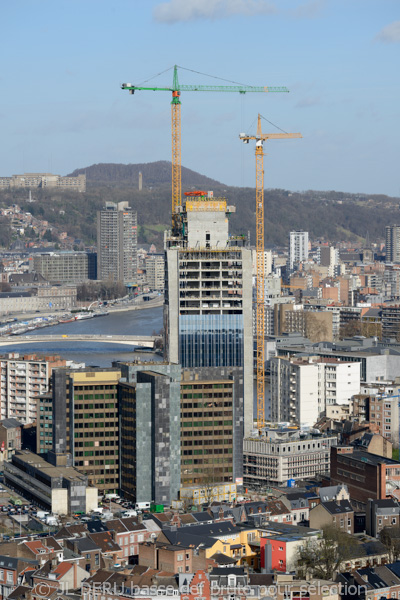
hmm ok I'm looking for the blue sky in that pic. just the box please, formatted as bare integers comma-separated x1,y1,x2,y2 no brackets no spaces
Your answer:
2,0,399,195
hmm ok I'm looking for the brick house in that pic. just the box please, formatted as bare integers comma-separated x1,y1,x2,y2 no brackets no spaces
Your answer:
106,517,157,563
87,532,122,565
0,556,36,600
139,541,211,573
64,537,101,574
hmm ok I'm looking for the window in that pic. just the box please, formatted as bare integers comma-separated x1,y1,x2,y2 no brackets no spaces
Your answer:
0,570,3,581
7,571,13,584
177,554,183,561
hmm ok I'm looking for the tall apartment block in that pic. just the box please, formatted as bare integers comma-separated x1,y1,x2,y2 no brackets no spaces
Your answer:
270,355,361,427
50,367,120,493
31,251,97,284
164,192,253,436
289,231,309,272
0,173,86,192
353,383,400,446
382,304,400,338
97,201,137,287
145,254,165,291
317,245,340,276
0,353,66,424
385,225,400,263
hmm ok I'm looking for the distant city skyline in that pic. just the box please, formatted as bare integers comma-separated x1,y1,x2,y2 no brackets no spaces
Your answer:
2,1,399,196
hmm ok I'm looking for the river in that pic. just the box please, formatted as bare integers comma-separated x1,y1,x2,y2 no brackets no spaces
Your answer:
2,306,164,367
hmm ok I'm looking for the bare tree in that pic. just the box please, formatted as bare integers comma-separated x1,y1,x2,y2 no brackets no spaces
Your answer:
380,527,400,562
296,525,358,580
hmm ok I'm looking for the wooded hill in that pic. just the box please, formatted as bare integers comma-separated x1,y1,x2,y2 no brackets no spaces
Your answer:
0,161,398,249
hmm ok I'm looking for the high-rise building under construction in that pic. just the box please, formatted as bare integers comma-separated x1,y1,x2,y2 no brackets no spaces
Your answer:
164,192,253,439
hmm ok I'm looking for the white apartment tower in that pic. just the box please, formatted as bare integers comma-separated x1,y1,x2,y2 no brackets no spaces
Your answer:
0,353,65,424
270,355,361,427
289,231,309,272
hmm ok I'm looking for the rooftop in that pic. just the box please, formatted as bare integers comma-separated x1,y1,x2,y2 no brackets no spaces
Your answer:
10,450,90,483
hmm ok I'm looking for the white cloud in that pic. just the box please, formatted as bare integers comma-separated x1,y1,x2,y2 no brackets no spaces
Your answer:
375,20,400,43
153,0,276,24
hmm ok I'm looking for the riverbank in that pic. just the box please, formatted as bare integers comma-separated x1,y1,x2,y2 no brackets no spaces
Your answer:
0,295,164,330
3,305,164,367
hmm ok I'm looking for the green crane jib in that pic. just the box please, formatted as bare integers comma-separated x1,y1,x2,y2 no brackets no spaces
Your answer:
121,65,289,230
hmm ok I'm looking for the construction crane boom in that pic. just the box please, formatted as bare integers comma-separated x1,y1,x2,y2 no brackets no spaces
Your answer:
122,66,289,232
240,115,301,432
121,84,289,94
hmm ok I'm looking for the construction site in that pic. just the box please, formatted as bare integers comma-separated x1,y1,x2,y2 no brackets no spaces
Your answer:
122,65,302,489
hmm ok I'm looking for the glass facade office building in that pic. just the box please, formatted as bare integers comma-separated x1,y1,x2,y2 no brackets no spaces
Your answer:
179,313,244,368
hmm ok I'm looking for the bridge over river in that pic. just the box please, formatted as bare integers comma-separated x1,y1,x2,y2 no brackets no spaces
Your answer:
0,334,157,348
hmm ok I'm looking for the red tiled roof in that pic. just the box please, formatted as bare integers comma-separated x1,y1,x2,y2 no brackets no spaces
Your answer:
51,562,73,579
23,541,50,554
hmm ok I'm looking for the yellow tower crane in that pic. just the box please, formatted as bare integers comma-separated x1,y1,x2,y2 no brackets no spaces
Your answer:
122,66,289,233
240,115,302,432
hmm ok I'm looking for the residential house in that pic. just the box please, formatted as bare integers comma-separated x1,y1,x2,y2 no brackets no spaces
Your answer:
259,524,321,572
366,499,400,537
106,517,157,563
309,501,354,534
155,522,261,570
64,536,102,575
29,560,88,594
0,557,37,600
87,532,122,566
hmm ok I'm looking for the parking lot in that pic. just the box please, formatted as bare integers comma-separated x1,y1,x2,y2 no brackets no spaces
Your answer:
0,484,145,540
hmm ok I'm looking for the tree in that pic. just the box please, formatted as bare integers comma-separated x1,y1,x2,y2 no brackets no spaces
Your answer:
152,329,164,350
339,320,362,339
379,527,400,562
201,467,219,507
296,525,358,580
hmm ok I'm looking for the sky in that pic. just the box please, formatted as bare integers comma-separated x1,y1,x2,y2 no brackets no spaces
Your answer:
1,0,400,196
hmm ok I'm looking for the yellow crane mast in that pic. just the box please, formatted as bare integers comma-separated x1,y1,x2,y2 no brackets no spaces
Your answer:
240,115,302,431
122,66,289,233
